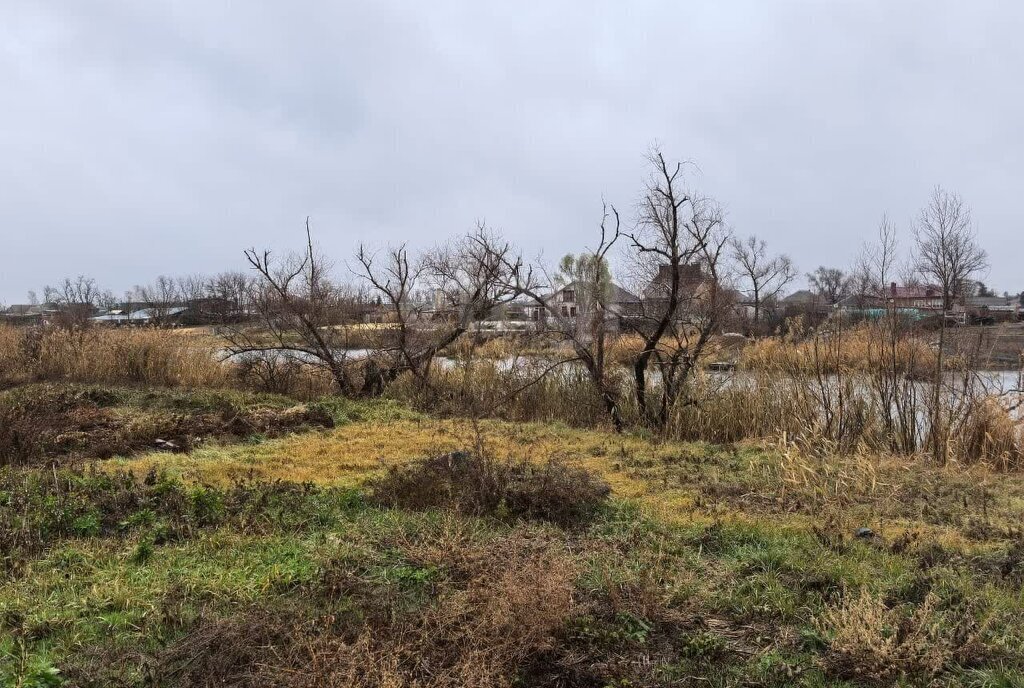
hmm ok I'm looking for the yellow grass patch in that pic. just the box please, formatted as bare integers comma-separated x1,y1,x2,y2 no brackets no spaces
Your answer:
102,412,1024,540
105,418,657,494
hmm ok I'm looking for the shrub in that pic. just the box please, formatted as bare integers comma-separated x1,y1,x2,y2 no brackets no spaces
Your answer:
957,397,1024,471
815,590,996,681
369,451,611,527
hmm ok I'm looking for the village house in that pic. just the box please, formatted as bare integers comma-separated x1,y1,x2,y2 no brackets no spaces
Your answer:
780,289,831,316
640,262,740,327
835,283,946,316
528,281,642,332
0,303,46,326
886,283,945,311
965,295,1021,324
642,263,706,309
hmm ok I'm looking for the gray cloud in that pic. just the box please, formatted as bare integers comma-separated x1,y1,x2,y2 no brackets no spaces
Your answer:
2,0,1022,303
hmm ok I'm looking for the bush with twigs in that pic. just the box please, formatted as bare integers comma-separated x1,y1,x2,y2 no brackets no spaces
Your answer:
369,450,611,528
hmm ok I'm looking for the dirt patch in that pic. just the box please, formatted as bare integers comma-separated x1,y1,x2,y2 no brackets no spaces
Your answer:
0,386,333,466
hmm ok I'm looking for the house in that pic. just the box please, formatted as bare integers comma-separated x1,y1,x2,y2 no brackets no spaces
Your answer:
91,306,189,326
836,284,946,314
780,290,830,316
529,281,642,332
1,302,97,326
886,283,945,311
640,263,733,326
965,296,1020,324
0,304,45,326
642,263,706,303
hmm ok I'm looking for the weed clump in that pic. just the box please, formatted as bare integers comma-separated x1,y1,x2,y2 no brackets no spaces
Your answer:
369,451,610,527
815,590,998,682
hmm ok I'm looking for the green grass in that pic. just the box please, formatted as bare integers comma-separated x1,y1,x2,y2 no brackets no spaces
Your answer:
3,484,1023,685
2,383,1024,686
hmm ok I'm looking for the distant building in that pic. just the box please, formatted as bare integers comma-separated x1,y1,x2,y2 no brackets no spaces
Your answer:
640,263,723,325
91,306,189,326
965,296,1020,324
1,302,96,326
529,281,642,332
780,289,830,316
0,304,45,326
642,263,705,302
885,283,945,311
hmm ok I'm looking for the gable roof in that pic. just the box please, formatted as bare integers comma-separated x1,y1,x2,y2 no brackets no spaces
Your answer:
781,289,818,304
890,285,941,299
546,281,641,305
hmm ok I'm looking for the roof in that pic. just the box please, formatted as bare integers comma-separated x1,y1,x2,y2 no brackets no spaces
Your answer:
546,281,641,304
781,289,818,304
3,304,41,315
91,306,188,323
890,285,941,299
967,296,1019,309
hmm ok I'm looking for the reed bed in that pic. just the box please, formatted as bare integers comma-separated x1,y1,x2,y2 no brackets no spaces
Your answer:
3,322,1020,470
0,325,227,389
740,324,943,377
392,353,1023,471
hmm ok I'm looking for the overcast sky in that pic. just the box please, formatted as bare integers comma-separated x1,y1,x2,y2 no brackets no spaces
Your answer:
1,0,1022,304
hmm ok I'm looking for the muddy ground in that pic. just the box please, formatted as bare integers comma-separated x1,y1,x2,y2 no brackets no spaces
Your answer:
0,384,334,466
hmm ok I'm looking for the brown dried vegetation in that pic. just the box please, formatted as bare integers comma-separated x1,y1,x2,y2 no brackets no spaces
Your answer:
0,384,333,466
368,451,611,528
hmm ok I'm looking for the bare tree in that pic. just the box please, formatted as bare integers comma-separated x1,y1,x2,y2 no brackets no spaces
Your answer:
43,276,111,328
730,234,796,326
223,219,361,395
133,275,181,326
517,204,627,430
620,150,734,429
806,266,852,305
176,274,208,303
913,186,989,463
913,187,988,312
206,271,253,324
356,223,533,395
854,215,923,453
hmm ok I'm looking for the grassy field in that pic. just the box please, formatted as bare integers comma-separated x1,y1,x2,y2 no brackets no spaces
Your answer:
3,383,1024,687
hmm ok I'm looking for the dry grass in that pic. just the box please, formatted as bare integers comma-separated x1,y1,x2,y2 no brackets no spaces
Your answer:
303,532,577,688
101,412,1024,546
368,450,611,527
5,323,1020,472
0,384,335,467
154,519,579,688
741,324,943,376
956,397,1024,471
103,417,652,499
815,590,997,682
0,325,228,389
6,383,1024,685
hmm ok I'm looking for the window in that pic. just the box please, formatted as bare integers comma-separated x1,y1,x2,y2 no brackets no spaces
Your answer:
570,306,578,317
561,305,569,317
563,289,575,303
